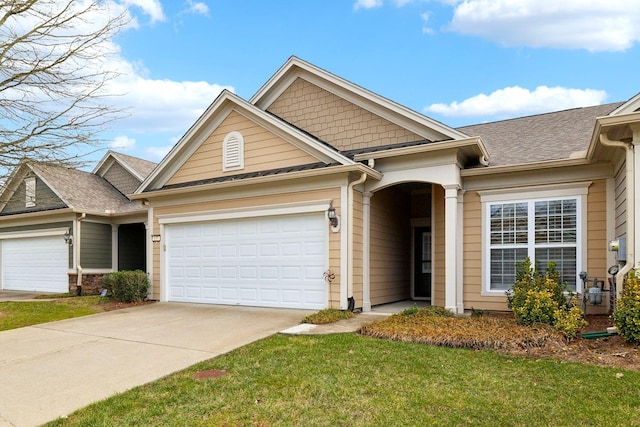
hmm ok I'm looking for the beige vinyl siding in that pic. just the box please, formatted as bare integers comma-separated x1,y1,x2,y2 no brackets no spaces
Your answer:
432,186,445,308
150,188,341,305
80,222,112,269
462,191,506,311
352,190,363,308
267,78,423,152
614,159,627,239
166,111,320,186
462,180,609,311
369,188,410,306
587,180,608,279
103,162,141,195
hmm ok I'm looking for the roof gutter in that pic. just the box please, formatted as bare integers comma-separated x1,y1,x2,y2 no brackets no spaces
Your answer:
599,132,634,297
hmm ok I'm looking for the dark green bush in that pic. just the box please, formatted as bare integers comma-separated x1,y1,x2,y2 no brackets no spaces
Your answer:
102,270,149,303
613,270,640,344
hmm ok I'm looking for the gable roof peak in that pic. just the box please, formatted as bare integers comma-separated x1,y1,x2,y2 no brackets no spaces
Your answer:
250,56,468,142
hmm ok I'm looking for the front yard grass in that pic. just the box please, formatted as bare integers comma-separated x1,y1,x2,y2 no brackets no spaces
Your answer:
0,296,106,331
48,332,640,427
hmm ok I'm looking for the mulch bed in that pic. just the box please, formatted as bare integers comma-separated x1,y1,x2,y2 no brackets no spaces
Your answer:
488,312,640,371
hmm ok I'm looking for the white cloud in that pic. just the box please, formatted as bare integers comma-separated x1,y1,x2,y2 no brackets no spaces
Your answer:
446,0,640,52
120,0,166,23
183,0,210,16
425,86,608,118
105,58,233,133
110,135,136,150
353,0,383,11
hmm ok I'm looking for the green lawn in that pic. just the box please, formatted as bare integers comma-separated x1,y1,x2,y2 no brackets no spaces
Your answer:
47,333,640,427
0,297,105,331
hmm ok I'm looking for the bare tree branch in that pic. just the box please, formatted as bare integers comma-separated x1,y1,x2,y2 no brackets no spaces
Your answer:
0,0,129,183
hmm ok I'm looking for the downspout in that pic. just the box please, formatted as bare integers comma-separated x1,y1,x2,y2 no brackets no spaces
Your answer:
75,213,86,295
347,172,367,311
599,133,634,296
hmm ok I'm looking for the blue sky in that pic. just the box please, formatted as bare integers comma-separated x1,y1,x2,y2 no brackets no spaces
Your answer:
93,0,640,164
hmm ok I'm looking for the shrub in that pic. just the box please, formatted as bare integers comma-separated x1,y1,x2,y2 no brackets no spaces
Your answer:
512,289,557,325
102,270,149,303
507,258,586,339
613,270,640,344
507,258,567,312
554,306,587,340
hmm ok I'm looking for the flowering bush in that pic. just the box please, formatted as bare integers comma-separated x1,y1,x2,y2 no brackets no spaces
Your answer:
613,270,640,344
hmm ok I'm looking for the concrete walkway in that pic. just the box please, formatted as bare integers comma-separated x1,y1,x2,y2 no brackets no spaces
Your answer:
0,303,309,427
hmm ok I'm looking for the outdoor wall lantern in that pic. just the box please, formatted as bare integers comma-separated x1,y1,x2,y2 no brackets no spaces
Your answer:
151,234,161,243
327,205,340,232
63,229,73,245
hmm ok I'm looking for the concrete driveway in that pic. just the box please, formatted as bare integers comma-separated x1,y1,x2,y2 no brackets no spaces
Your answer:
0,303,309,427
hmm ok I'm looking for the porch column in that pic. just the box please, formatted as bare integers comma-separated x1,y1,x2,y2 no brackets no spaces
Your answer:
111,224,119,271
632,124,640,271
362,192,372,312
456,190,465,313
444,185,460,313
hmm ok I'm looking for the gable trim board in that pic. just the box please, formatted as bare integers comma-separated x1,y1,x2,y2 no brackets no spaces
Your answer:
250,56,468,143
137,91,356,194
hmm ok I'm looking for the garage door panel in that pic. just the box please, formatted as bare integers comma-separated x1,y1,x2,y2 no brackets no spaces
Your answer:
166,213,327,309
2,236,68,293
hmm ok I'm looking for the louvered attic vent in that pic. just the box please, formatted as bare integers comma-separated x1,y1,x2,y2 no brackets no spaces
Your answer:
223,131,244,171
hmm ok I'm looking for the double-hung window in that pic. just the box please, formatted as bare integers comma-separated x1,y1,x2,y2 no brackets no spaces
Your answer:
485,192,583,293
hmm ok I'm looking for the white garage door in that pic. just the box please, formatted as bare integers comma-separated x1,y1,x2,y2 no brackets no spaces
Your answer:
166,213,327,309
2,236,69,292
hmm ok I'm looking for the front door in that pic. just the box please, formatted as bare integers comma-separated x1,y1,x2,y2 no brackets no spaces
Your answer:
413,226,431,300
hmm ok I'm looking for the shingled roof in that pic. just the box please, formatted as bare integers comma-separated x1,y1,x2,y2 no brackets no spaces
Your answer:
30,163,145,214
457,102,623,167
108,151,157,181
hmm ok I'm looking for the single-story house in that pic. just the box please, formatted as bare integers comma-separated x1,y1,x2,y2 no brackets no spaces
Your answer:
129,57,640,313
0,151,156,293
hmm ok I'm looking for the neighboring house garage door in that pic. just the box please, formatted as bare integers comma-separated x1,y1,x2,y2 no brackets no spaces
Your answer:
2,236,69,292
165,213,327,309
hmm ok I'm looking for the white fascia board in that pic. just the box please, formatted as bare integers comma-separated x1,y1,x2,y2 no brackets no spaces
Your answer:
136,90,236,195
91,151,116,176
460,158,592,177
230,98,353,166
132,163,382,201
28,165,73,208
0,162,30,212
136,90,353,195
250,56,468,142
92,151,145,182
354,137,489,163
610,93,640,116
587,112,640,159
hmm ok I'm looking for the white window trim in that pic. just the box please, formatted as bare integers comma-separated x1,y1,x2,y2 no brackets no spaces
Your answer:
222,131,244,172
480,185,589,296
25,176,36,207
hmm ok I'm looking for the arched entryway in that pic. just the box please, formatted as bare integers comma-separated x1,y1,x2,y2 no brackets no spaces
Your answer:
366,182,434,307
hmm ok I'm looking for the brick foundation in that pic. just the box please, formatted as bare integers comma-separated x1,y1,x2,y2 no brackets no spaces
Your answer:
68,273,106,295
